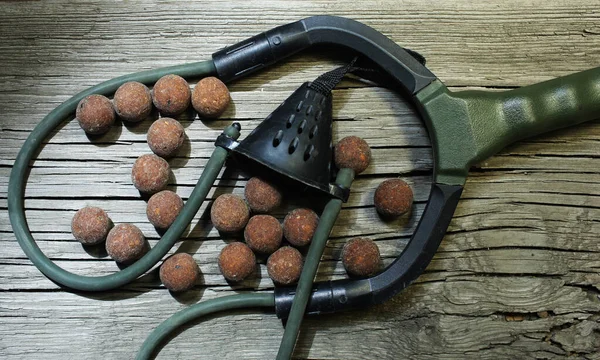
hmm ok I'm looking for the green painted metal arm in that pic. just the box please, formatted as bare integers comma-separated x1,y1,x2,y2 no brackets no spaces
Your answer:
417,66,600,185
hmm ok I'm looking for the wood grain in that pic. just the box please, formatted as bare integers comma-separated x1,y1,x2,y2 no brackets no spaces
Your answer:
1,0,599,359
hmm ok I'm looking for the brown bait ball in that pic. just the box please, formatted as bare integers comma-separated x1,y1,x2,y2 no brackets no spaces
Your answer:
113,81,153,122
374,179,413,218
210,194,250,233
75,95,116,135
105,224,147,264
131,154,170,194
283,208,319,247
191,77,230,118
244,177,282,213
218,242,256,282
334,136,371,174
71,206,112,246
342,238,381,277
267,246,303,285
159,253,199,292
244,215,282,254
147,190,184,229
147,118,185,158
152,74,191,116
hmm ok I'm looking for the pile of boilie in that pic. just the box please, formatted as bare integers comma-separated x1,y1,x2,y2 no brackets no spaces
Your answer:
69,74,414,294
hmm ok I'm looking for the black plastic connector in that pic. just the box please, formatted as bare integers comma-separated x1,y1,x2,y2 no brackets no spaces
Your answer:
214,133,240,151
275,279,372,319
213,21,309,83
329,183,351,203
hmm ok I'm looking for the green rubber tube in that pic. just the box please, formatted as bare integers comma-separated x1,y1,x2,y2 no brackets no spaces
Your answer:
7,60,233,291
135,293,275,360
276,168,356,360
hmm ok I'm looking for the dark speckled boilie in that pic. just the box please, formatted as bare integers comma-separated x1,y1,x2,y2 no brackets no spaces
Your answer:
105,224,147,264
267,246,303,285
210,194,250,233
244,215,282,254
152,74,191,116
159,253,199,292
113,81,153,122
374,179,413,218
218,242,256,282
244,177,282,213
75,95,116,135
192,77,231,118
342,238,381,277
147,118,185,158
146,190,184,229
334,136,371,174
71,206,112,246
283,208,319,247
131,154,170,194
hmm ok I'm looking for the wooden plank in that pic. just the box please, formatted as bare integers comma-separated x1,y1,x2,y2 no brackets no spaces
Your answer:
0,278,598,359
0,1,599,88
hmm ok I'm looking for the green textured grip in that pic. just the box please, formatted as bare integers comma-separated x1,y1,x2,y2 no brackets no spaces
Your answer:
417,67,600,185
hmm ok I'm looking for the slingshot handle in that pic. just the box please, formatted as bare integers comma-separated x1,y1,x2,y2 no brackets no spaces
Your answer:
417,67,600,185
459,66,600,164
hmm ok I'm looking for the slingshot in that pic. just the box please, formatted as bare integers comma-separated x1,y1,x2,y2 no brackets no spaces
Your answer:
8,15,600,360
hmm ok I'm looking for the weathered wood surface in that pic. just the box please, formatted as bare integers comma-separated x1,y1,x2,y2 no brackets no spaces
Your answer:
1,0,599,359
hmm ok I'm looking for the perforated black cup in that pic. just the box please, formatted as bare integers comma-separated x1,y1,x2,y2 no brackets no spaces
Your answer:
233,82,340,198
